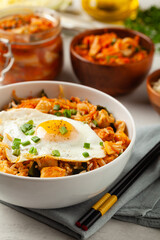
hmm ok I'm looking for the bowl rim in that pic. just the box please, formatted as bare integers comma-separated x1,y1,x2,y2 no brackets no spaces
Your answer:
70,27,155,67
0,80,136,181
147,69,160,98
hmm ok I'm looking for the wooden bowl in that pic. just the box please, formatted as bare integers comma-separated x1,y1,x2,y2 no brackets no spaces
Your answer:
147,69,160,114
70,28,154,96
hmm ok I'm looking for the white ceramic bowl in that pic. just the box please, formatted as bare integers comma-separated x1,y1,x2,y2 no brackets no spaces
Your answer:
0,81,136,209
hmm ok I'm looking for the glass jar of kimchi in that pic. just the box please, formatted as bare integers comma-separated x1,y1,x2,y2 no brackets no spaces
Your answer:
0,6,63,85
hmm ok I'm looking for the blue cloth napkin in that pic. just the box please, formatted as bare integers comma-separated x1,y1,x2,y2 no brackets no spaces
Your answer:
1,125,160,239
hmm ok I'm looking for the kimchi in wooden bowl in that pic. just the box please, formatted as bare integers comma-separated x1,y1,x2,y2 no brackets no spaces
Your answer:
70,28,154,96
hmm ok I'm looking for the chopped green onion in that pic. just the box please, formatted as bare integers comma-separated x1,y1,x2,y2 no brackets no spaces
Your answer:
12,138,21,149
53,104,61,111
54,112,62,116
92,120,98,127
0,136,3,140
21,140,31,146
70,109,77,115
31,136,40,143
82,152,89,158
20,123,33,134
83,143,90,149
59,126,68,135
13,138,21,144
13,149,20,156
52,150,60,157
25,129,35,135
20,120,34,135
100,142,103,146
29,147,38,155
27,120,34,125
63,109,71,118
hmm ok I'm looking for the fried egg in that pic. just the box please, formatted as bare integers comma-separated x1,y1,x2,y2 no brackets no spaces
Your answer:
0,108,105,163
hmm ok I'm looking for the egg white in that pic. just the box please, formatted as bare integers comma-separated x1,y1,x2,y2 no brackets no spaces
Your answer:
0,108,105,163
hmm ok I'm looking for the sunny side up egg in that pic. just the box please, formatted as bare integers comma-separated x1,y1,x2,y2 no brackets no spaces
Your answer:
0,108,106,163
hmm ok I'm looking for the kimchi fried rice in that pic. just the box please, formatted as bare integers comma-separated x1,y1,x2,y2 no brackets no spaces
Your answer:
0,89,130,178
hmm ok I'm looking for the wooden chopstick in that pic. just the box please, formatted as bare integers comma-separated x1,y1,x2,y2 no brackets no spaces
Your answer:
75,141,160,231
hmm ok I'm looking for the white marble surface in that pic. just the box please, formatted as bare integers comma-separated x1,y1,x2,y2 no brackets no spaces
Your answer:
0,1,160,239
0,32,160,240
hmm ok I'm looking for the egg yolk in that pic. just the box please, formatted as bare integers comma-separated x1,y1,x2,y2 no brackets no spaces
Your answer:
36,120,78,142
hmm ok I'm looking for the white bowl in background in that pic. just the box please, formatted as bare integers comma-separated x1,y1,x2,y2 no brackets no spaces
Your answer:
0,81,136,209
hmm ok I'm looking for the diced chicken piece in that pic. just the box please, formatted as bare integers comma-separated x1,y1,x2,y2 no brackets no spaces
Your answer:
104,141,123,155
36,157,58,169
94,127,115,141
114,120,125,133
114,132,130,147
96,109,114,128
41,166,66,178
77,102,90,114
35,99,52,113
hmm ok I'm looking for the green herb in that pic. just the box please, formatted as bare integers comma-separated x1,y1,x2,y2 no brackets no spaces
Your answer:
54,112,62,116
53,104,61,111
13,149,20,156
100,142,103,146
21,140,31,146
0,136,3,140
135,47,140,53
29,147,38,155
92,120,98,127
106,55,117,63
96,105,110,114
82,152,89,158
12,138,21,149
72,167,86,175
83,143,90,149
63,109,71,118
82,162,87,169
40,89,48,98
111,38,117,45
31,136,40,143
52,150,60,157
28,161,40,177
70,109,77,115
124,6,160,46
59,126,68,135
